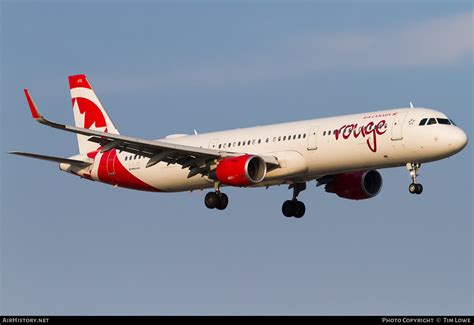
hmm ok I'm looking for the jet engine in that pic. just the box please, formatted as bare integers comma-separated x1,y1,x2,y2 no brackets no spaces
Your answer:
212,154,267,187
324,170,383,200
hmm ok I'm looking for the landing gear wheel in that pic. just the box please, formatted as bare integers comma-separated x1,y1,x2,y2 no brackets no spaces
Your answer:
409,183,423,195
409,183,418,194
282,183,307,218
415,184,423,195
216,193,229,210
282,200,294,217
205,192,219,209
205,192,229,210
293,201,306,219
281,200,306,218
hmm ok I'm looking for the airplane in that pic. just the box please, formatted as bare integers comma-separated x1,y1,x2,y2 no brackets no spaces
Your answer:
10,74,468,218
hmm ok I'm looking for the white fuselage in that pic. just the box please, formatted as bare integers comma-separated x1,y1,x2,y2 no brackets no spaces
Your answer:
83,107,467,192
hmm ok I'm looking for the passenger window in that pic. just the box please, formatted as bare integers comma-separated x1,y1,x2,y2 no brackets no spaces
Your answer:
252,140,256,145
233,142,236,147
283,136,286,141
266,138,269,143
228,143,231,147
303,134,306,139
258,139,261,144
218,144,222,149
238,142,241,146
125,156,128,161
328,130,331,135
273,137,277,142
427,118,437,125
323,131,326,136
278,136,281,141
419,118,427,126
298,134,301,139
437,118,451,125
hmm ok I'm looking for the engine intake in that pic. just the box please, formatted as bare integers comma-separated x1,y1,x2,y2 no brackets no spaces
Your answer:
325,170,383,200
213,154,267,187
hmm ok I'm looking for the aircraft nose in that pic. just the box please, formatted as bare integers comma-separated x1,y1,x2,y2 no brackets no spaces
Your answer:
447,127,468,153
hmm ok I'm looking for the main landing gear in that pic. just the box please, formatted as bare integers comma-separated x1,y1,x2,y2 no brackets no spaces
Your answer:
407,162,423,195
205,183,229,210
282,183,306,218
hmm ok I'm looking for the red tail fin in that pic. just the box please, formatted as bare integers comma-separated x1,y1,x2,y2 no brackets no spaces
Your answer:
68,74,119,154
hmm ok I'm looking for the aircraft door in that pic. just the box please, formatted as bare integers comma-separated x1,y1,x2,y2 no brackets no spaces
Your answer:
106,150,116,175
307,126,319,150
391,112,409,141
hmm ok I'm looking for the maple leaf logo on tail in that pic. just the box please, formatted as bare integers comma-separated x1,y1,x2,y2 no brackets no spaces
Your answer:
72,97,107,131
68,74,120,154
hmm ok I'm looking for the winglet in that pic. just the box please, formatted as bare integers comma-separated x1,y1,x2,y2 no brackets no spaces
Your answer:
24,89,42,120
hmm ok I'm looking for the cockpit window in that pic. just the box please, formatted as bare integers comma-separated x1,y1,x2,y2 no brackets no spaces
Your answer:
449,119,457,126
427,118,437,125
419,118,427,126
437,118,451,125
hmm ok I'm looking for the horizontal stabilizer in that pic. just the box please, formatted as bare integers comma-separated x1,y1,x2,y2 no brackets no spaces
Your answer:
9,151,92,167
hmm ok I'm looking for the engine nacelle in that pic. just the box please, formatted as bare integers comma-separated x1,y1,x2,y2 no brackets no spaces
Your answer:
325,170,383,200
213,154,267,187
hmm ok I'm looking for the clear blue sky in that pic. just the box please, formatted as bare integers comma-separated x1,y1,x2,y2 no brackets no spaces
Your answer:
1,0,472,315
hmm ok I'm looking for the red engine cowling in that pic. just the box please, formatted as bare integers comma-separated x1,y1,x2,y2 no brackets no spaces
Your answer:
325,170,383,200
214,154,267,187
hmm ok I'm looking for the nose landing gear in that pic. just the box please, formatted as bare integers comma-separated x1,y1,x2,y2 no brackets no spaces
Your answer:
282,182,306,218
407,162,423,195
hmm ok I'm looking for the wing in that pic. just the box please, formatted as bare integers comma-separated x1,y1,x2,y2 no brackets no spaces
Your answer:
23,89,279,178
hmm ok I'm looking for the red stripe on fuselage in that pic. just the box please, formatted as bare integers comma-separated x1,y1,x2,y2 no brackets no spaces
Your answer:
97,149,162,192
